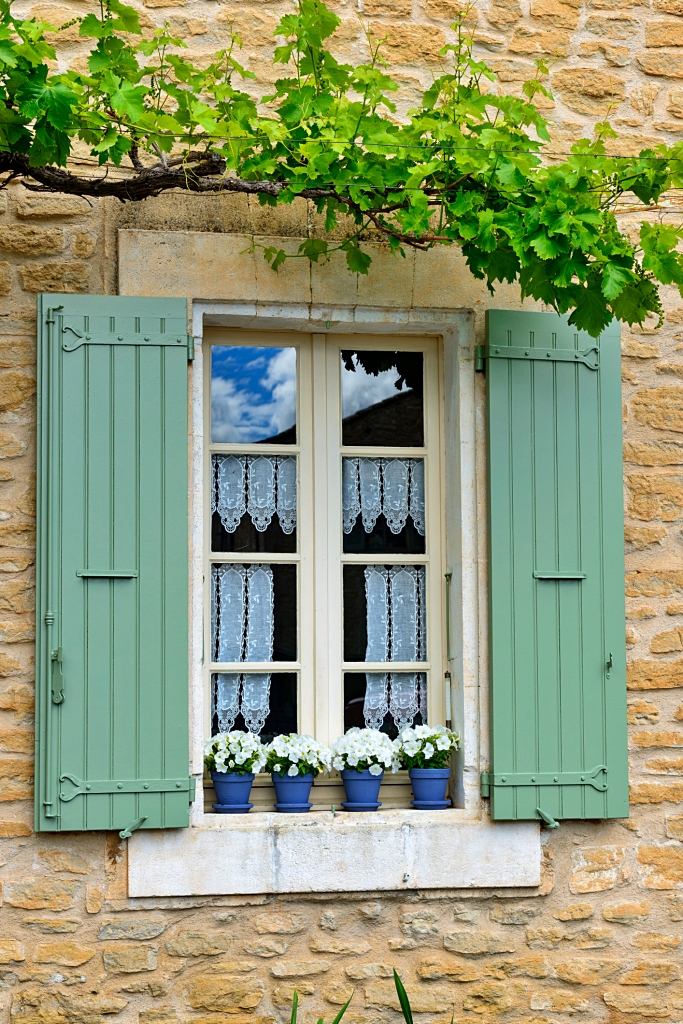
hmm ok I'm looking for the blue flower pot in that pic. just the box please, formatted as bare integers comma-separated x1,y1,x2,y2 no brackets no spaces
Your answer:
272,772,314,812
409,767,451,809
211,770,254,813
340,768,383,811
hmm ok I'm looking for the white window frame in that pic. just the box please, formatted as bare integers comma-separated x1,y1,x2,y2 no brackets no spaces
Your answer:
128,301,541,898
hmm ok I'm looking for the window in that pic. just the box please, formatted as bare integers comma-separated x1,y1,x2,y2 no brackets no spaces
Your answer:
204,331,445,776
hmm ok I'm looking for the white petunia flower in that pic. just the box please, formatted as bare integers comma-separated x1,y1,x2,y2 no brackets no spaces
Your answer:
287,765,299,776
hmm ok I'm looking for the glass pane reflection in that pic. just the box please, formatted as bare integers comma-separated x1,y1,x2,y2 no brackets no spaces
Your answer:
341,350,423,447
212,345,297,444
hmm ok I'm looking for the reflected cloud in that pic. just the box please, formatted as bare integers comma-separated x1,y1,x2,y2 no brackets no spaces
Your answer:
341,352,410,420
212,346,297,443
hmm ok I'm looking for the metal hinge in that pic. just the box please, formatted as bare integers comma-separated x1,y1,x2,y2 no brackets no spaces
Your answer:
187,334,195,361
488,765,608,792
59,774,195,802
481,771,490,798
475,344,599,372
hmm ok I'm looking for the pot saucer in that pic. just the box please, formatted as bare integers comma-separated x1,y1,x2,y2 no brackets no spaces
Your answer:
274,802,312,813
212,802,253,813
340,801,382,811
410,798,451,809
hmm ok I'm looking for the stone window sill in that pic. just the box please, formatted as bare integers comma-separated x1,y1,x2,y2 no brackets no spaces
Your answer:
127,809,541,896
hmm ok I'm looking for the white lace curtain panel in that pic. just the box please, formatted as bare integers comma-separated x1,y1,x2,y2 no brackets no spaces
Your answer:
342,457,425,536
212,454,297,535
364,565,427,730
211,563,274,734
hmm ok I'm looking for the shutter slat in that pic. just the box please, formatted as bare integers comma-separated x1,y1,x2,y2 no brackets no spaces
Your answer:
36,295,191,833
486,310,628,822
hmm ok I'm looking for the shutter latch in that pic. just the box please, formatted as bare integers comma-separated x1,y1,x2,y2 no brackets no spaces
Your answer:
51,647,64,704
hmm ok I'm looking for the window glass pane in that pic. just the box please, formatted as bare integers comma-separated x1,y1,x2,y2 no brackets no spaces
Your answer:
341,350,423,447
343,564,426,663
212,672,297,743
211,563,296,662
212,454,297,553
212,345,297,443
342,456,424,554
344,672,427,738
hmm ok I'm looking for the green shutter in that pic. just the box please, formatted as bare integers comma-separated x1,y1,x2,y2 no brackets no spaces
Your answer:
481,310,628,823
35,295,193,833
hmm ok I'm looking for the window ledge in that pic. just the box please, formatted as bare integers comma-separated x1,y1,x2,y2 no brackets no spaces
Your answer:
127,812,540,896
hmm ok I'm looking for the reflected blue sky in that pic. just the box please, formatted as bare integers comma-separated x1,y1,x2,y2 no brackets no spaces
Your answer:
212,346,297,443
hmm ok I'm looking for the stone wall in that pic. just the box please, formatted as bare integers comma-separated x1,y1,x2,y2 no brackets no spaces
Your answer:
0,0,682,1020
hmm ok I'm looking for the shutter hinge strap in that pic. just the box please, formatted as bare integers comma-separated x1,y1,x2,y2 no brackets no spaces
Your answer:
59,774,194,802
489,765,608,791
477,344,599,371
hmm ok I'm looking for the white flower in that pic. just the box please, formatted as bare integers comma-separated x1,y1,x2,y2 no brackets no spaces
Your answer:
424,743,435,759
287,765,299,776
369,763,383,776
329,728,400,773
273,763,283,773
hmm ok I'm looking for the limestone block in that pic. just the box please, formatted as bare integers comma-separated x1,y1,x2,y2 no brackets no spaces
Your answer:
23,918,81,934
628,475,683,521
0,684,33,710
624,526,667,549
0,726,32,753
627,656,683,689
645,755,683,773
32,942,96,967
0,940,25,964
530,0,581,29
630,782,683,803
71,231,97,258
603,988,669,1014
487,0,522,26
369,22,447,62
485,956,550,978
463,981,512,1013
18,260,89,293
586,14,639,36
668,86,683,116
16,195,93,218
185,975,265,1011
216,9,279,48
572,927,614,949
365,980,453,1012
651,627,683,651
525,926,566,950
632,931,681,949
85,886,103,914
443,931,516,955
647,19,683,46
243,939,288,958
490,905,538,925
99,920,167,940
0,371,35,412
602,901,650,924
138,1008,177,1024
398,910,439,937
554,904,594,921
0,262,11,297
166,932,232,956
417,959,481,981
37,849,89,874
0,617,35,643
272,984,315,1005
2,880,80,913
509,25,571,54
0,227,63,254
271,961,331,978
345,964,393,980
0,759,33,801
570,847,629,894
624,439,683,465
324,983,354,1005
0,820,31,837
254,913,307,935
668,893,683,919
554,958,619,984
551,67,626,114
102,944,159,973
666,814,683,839
620,961,679,983
632,730,683,746
309,940,371,955
530,989,589,1012
638,49,683,76
424,0,473,16
637,842,683,887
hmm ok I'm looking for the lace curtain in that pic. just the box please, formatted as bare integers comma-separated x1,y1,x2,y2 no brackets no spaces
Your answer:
364,565,427,730
342,457,424,536
211,563,274,734
212,454,297,535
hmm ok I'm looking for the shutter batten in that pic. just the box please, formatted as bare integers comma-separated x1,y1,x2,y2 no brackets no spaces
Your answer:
484,310,628,822
36,295,192,833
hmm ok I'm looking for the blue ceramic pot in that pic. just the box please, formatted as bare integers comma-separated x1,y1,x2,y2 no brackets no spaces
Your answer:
272,771,314,812
409,767,451,809
340,768,383,811
211,770,254,813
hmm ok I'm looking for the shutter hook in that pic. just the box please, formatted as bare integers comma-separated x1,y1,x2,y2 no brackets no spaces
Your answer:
606,651,613,679
536,807,560,829
119,816,147,839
